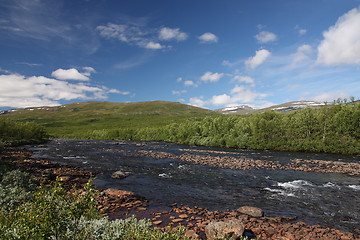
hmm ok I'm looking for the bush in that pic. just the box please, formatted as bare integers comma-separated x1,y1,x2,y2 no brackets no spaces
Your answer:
0,119,48,146
0,176,189,240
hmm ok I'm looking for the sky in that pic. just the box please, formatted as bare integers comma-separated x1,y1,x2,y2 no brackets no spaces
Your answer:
0,0,360,110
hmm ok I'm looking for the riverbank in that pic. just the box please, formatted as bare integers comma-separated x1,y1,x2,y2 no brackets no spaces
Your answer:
1,146,358,239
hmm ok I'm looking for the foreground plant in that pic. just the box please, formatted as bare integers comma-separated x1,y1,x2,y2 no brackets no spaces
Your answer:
0,171,188,240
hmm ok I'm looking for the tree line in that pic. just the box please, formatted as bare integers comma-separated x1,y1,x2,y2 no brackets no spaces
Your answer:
87,101,360,155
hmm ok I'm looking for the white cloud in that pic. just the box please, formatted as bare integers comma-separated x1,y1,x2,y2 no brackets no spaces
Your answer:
188,85,270,108
159,27,188,41
82,67,96,77
210,94,231,106
97,23,142,43
189,96,207,108
245,49,271,69
221,59,242,67
299,29,307,35
311,90,350,102
317,7,360,66
176,77,183,82
108,89,130,95
51,68,89,81
200,72,224,82
230,85,268,102
145,41,164,49
97,24,186,49
184,80,197,87
198,32,218,43
295,25,307,36
291,44,313,66
17,62,43,67
232,75,255,86
172,90,187,95
255,31,277,43
0,73,109,108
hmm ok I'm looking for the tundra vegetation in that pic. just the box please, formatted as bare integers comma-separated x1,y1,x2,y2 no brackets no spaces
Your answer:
84,100,360,155
1,99,359,154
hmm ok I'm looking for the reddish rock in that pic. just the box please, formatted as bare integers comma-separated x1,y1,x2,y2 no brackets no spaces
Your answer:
237,206,263,217
172,219,184,223
153,220,163,225
103,188,136,197
205,219,244,240
185,230,199,239
179,214,189,219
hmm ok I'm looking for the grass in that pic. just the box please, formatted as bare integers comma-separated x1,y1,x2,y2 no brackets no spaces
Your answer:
1,101,217,139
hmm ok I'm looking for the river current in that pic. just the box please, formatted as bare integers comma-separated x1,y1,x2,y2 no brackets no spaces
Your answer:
29,139,360,234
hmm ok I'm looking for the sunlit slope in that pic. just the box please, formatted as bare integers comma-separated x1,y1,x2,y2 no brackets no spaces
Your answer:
1,101,217,138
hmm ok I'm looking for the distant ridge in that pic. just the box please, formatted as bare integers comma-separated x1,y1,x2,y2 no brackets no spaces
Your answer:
215,101,331,115
1,101,215,116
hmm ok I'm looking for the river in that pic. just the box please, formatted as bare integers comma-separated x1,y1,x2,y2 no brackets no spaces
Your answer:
29,139,360,234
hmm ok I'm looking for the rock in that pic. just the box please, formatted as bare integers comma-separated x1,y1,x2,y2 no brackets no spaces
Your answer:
205,219,244,240
172,219,184,223
103,188,135,197
153,220,162,225
111,170,131,179
57,176,71,182
185,230,199,239
179,214,188,219
237,206,263,217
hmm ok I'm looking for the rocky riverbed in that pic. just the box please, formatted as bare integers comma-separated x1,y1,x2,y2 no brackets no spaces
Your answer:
103,146,360,175
1,146,359,239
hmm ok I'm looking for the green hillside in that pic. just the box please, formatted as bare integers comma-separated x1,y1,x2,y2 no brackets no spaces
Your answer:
1,101,217,138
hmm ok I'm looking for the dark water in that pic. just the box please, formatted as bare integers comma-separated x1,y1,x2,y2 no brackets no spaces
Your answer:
29,139,360,233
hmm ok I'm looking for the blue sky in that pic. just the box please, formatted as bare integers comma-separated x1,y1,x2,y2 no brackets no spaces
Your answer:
0,0,359,110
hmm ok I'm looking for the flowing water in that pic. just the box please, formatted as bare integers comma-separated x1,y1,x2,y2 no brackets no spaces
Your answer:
29,139,360,233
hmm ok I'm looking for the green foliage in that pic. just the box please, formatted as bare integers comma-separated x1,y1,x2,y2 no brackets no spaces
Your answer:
0,170,37,212
62,216,188,240
127,102,359,154
0,179,100,239
0,172,189,240
0,119,48,146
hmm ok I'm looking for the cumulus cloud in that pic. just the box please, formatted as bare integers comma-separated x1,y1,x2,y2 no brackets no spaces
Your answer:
51,68,89,81
210,94,231,106
198,32,218,43
311,90,350,102
189,96,207,108
188,85,270,108
172,90,187,95
0,73,110,108
232,75,255,86
108,89,130,95
96,23,186,49
184,80,197,87
159,27,188,41
200,72,224,82
245,49,271,69
82,67,96,77
255,31,277,43
145,41,164,49
291,44,313,66
317,7,360,66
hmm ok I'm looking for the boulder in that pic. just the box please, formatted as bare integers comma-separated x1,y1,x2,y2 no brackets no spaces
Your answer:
111,170,131,179
237,206,263,217
205,219,244,240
